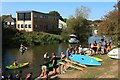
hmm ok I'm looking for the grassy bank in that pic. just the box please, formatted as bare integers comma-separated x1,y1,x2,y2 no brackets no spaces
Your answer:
2,27,63,48
57,54,119,79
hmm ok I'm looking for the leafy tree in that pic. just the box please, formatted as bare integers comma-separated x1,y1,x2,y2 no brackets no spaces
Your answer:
49,11,60,16
98,3,119,44
74,6,90,19
61,6,91,43
63,18,67,22
49,11,64,22
0,15,11,20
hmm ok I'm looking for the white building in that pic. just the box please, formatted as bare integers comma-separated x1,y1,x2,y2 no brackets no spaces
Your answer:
58,19,67,29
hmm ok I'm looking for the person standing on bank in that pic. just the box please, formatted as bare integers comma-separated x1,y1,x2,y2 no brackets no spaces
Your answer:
51,53,57,75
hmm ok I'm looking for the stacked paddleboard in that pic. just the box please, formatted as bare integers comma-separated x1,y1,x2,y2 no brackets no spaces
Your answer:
69,54,101,66
107,48,120,59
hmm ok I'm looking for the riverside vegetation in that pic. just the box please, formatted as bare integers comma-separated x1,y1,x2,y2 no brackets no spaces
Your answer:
2,27,62,48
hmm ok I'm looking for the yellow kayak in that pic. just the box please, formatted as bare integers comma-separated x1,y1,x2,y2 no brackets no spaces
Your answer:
89,56,103,62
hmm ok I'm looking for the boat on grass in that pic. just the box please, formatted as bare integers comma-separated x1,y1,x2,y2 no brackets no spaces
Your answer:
107,48,120,59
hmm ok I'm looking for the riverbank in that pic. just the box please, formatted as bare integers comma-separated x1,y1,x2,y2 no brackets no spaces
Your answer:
2,27,63,48
49,54,119,79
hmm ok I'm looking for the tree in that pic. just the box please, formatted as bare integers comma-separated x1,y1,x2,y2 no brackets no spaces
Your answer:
98,3,119,44
49,11,64,21
49,11,60,16
0,15,11,20
75,6,90,19
61,6,91,43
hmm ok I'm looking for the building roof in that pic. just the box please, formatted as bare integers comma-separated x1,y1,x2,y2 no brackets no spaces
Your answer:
4,16,16,22
16,10,60,18
16,10,45,14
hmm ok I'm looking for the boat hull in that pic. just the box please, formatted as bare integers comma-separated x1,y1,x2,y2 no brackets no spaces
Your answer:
107,48,120,59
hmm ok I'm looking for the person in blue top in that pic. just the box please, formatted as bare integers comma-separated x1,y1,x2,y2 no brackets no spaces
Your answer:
66,48,70,58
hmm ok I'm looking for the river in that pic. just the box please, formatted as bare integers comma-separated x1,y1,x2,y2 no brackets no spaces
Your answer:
2,34,103,78
2,43,75,78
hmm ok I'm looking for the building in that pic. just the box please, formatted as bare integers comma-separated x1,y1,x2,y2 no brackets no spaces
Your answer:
3,15,16,28
58,19,67,29
16,10,60,32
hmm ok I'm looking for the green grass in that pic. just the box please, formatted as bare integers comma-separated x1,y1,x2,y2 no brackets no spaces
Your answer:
70,54,119,78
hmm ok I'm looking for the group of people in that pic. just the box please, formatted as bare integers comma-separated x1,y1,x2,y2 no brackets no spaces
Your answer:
87,40,112,56
66,40,112,56
2,40,112,79
38,52,68,79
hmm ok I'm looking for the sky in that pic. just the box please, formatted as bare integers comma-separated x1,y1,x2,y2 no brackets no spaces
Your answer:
1,2,117,20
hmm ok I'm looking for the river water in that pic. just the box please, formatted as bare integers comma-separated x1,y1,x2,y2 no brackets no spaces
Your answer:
2,34,103,78
2,43,73,78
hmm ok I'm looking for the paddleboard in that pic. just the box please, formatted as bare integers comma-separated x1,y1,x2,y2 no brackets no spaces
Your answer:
89,56,103,62
69,54,101,66
107,48,120,59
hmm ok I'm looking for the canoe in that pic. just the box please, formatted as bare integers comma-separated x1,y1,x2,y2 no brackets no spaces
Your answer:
6,62,29,70
107,48,120,59
69,54,101,66
89,56,103,62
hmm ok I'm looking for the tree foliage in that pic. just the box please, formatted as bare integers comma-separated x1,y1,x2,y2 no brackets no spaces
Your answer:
49,11,60,16
98,3,119,43
49,10,64,22
0,15,11,20
75,6,90,19
61,6,91,43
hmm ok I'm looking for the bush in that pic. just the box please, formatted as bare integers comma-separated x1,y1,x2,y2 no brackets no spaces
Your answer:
2,28,63,47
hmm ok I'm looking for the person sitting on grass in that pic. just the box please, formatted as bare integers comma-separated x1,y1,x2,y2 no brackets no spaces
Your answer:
59,52,67,74
39,62,49,79
96,42,102,55
101,41,108,54
78,45,84,55
106,40,112,52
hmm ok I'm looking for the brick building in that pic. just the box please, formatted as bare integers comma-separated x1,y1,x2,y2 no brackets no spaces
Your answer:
16,10,60,32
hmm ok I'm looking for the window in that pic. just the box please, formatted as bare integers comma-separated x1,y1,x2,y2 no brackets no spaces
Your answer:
46,25,48,31
40,15,44,19
40,25,42,30
18,13,24,20
11,22,14,25
21,24,24,28
18,24,20,28
45,16,48,19
25,24,27,28
18,13,31,20
34,14,37,18
25,13,31,20
34,25,37,28
28,24,31,28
